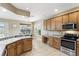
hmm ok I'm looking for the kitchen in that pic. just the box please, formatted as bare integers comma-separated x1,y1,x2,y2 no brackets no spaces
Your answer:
0,3,79,56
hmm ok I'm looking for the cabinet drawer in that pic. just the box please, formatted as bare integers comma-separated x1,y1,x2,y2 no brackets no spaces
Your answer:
77,42,79,44
77,47,79,50
77,52,79,56
7,42,16,48
77,45,79,48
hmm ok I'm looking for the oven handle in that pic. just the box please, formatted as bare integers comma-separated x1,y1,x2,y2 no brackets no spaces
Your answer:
61,39,76,42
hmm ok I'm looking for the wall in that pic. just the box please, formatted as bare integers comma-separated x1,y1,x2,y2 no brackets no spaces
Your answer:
34,20,63,40
34,20,43,40
0,18,32,37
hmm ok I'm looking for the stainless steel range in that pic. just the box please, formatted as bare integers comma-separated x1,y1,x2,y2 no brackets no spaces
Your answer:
61,34,78,56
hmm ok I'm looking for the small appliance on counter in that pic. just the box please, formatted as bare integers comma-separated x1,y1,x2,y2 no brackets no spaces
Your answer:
61,34,78,56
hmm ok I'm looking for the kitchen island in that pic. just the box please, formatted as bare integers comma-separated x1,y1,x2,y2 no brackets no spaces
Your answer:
0,36,32,56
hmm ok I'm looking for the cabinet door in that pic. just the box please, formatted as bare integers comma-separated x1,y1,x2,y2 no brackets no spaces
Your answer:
42,36,48,43
43,20,47,30
69,12,78,24
47,37,53,47
6,43,16,56
62,14,69,24
16,40,23,56
77,12,79,29
76,41,79,56
51,18,56,30
47,19,51,30
23,39,32,52
53,37,60,50
55,16,62,30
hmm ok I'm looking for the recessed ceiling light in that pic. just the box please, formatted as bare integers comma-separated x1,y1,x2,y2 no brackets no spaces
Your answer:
26,8,29,10
54,9,58,12
2,8,7,12
22,16,25,18
26,8,30,11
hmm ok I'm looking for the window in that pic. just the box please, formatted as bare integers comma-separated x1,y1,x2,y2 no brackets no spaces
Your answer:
20,24,32,35
0,22,5,38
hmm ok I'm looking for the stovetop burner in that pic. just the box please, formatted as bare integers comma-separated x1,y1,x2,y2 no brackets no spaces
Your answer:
62,34,78,41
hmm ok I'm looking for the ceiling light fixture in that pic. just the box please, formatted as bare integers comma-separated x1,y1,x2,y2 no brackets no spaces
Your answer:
22,16,25,18
54,9,58,12
2,8,7,12
26,8,30,11
26,8,29,10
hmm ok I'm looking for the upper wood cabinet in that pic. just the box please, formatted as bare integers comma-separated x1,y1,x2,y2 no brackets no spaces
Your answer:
43,20,47,30
55,16,62,30
47,19,51,30
51,18,56,30
77,12,79,30
69,12,78,24
62,14,69,24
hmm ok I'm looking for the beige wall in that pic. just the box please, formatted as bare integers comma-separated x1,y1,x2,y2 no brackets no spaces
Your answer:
0,18,32,36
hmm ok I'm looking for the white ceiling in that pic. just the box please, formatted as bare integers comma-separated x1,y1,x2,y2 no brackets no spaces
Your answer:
0,7,30,21
0,3,79,22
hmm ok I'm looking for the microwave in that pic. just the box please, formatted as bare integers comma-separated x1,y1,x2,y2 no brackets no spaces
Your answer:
62,24,77,29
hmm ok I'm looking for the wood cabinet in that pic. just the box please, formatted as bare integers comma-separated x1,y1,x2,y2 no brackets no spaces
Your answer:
62,14,69,24
6,38,32,56
43,20,47,30
53,37,60,50
55,16,62,30
47,37,53,47
47,19,51,30
42,36,61,50
69,12,78,24
77,12,79,29
51,18,56,30
76,41,79,56
23,38,32,52
6,42,16,56
16,40,23,56
42,36,48,43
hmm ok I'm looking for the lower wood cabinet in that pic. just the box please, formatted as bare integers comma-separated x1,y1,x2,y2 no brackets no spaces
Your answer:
53,37,61,50
16,40,23,56
6,42,16,56
47,37,53,47
23,38,32,52
6,38,32,56
42,36,48,43
76,41,79,56
42,36,61,50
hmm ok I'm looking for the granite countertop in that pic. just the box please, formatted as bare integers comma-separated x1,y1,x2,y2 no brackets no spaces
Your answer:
77,39,79,41
43,35,63,38
0,36,32,56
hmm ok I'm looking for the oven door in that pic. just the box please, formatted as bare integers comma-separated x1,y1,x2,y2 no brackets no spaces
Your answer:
61,40,76,50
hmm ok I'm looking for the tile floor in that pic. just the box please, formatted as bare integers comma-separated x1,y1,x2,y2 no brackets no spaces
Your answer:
21,38,68,56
